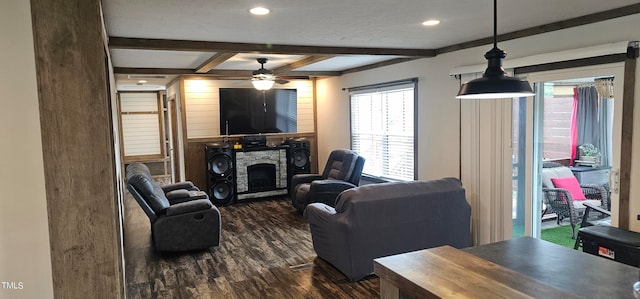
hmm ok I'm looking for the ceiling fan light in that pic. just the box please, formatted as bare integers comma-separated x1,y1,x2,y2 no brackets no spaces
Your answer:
249,7,270,15
252,78,275,90
422,19,440,26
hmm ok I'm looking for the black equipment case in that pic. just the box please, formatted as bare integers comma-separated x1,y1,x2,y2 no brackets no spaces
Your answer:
578,225,640,267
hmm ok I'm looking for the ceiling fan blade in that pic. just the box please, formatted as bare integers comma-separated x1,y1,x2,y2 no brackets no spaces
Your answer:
252,73,275,80
251,58,294,85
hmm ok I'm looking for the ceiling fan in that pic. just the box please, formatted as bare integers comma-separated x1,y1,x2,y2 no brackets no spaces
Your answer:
251,58,289,90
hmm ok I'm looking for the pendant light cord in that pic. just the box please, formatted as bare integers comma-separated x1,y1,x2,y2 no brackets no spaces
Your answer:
455,0,535,98
493,0,497,49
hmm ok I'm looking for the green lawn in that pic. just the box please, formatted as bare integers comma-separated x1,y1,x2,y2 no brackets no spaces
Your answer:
541,225,577,248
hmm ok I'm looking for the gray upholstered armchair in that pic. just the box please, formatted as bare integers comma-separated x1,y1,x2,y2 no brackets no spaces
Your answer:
126,163,221,252
290,149,365,213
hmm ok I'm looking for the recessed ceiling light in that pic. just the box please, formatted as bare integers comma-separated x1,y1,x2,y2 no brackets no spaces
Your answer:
422,19,440,26
137,80,147,84
250,7,270,15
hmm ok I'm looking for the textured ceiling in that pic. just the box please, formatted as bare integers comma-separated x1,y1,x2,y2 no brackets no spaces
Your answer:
102,0,640,90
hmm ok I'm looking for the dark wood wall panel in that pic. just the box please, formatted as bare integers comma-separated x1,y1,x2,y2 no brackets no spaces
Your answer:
30,0,124,297
618,51,637,229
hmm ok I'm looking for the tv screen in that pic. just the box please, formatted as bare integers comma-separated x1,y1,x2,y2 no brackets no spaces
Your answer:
219,88,297,135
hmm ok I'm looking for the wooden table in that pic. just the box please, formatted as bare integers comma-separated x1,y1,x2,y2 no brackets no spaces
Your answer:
374,237,639,299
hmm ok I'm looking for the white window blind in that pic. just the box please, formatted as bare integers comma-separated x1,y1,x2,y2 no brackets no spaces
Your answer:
349,81,416,181
119,92,162,158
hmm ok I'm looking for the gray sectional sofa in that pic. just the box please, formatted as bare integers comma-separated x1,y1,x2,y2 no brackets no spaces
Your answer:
303,177,471,281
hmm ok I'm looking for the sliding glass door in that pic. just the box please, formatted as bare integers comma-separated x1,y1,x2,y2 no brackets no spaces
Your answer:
516,63,624,239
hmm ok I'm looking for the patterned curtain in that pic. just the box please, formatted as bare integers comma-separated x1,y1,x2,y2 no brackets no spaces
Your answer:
594,77,615,99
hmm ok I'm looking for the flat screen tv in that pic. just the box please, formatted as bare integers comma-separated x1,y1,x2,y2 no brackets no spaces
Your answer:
219,88,297,135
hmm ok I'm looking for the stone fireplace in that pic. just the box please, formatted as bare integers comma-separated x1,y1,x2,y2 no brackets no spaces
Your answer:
235,148,288,200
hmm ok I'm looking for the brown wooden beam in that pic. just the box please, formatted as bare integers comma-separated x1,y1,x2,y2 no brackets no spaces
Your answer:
436,3,640,55
109,36,435,57
514,54,628,75
114,67,196,75
30,0,124,297
195,52,237,73
618,46,638,229
182,75,311,81
114,67,340,77
274,55,333,73
341,58,419,75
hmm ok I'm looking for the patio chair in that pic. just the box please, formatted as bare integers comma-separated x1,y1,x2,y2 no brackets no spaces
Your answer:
573,202,611,249
541,164,609,239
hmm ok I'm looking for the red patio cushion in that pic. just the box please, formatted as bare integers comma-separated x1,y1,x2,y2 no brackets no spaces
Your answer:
551,177,586,201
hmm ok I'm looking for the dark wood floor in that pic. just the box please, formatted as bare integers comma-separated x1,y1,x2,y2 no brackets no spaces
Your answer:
123,192,380,298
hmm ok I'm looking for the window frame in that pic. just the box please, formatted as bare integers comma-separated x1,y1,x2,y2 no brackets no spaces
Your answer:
347,78,418,181
117,91,166,162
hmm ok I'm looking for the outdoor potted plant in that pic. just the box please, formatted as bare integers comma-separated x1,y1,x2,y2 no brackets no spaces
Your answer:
578,143,600,163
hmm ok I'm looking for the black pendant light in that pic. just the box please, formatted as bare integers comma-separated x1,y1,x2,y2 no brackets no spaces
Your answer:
456,0,534,99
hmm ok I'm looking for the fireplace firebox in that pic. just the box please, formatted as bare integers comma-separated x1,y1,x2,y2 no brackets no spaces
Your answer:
248,163,276,192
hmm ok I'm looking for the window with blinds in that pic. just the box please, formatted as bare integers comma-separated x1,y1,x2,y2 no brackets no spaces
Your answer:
349,80,416,181
119,92,164,160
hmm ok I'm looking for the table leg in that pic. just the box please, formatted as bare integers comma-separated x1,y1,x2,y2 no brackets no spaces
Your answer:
380,278,399,299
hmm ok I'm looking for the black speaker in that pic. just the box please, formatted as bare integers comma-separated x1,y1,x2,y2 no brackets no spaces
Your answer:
284,138,311,188
205,143,235,205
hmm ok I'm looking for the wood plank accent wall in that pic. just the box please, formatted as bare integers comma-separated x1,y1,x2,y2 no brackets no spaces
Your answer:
183,79,315,138
30,0,124,297
183,79,220,137
297,83,315,133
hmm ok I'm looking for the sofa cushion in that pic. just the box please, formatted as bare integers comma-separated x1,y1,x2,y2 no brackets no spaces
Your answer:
574,199,602,210
335,178,465,213
540,166,575,188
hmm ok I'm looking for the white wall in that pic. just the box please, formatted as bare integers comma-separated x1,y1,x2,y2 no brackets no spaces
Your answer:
0,1,54,298
317,58,462,180
317,13,640,229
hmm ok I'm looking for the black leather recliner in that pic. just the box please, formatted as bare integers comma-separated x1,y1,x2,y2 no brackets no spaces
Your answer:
126,163,201,200
125,163,221,252
290,149,365,213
